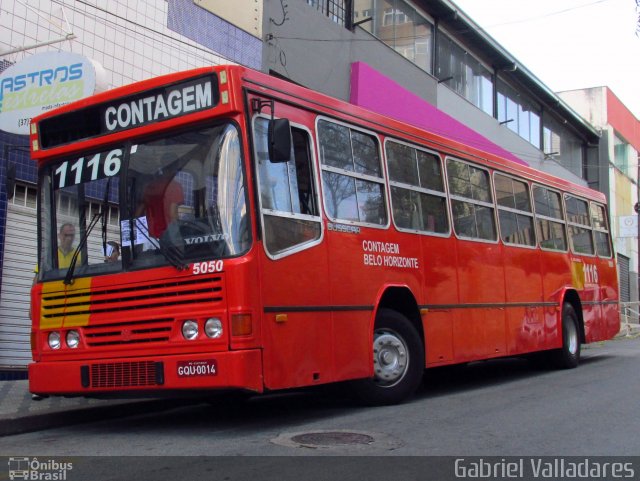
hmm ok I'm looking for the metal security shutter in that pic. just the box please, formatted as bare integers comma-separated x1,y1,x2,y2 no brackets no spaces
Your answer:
618,254,630,303
0,184,38,368
0,184,121,369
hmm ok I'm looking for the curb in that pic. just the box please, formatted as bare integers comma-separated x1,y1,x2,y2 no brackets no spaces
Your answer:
0,399,188,437
615,324,640,340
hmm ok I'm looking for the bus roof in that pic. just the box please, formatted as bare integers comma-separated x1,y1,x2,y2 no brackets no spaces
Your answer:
31,64,605,204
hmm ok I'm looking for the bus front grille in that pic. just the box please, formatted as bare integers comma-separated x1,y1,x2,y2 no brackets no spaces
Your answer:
83,318,174,347
40,276,224,338
88,361,162,388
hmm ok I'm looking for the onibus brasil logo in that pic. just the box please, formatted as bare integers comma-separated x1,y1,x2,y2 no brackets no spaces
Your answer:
8,457,73,480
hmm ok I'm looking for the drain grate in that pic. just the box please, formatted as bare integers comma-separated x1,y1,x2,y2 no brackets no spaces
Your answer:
290,431,374,447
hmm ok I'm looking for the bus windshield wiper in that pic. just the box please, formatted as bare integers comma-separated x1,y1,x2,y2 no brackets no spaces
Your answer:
101,179,111,257
63,213,102,285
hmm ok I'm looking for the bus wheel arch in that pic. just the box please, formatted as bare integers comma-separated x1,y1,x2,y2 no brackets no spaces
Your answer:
352,287,425,405
376,286,424,347
562,289,585,344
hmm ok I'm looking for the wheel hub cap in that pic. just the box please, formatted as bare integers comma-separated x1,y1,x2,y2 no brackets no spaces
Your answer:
373,331,408,385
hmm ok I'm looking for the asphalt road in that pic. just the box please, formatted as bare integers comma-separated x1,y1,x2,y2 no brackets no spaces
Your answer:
1,338,638,479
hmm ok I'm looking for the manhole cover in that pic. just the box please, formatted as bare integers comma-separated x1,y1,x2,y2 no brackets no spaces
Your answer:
271,429,403,451
290,431,374,446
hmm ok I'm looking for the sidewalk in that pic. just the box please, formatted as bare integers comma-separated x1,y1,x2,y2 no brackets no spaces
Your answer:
616,321,640,339
0,379,185,437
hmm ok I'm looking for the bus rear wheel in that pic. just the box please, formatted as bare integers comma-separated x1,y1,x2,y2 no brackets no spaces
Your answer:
552,303,581,369
353,309,424,405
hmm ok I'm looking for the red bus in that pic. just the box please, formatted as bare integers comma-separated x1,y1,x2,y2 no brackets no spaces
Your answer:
28,65,619,405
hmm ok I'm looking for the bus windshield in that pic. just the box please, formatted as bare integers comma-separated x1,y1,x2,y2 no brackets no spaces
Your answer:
38,122,250,281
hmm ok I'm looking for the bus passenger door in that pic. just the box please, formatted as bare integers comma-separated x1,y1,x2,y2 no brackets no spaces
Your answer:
250,105,331,390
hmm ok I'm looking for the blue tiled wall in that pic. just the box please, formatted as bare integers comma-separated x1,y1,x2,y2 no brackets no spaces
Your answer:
167,0,262,70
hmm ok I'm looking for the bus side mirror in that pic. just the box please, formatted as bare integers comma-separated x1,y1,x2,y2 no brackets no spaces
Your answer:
268,118,292,163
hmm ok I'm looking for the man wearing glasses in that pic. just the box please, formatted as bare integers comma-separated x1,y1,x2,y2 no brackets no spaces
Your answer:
33,222,80,283
57,222,79,269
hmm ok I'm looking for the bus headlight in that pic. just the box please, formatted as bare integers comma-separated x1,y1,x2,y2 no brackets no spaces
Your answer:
48,332,61,350
66,330,80,349
182,320,199,340
205,318,223,338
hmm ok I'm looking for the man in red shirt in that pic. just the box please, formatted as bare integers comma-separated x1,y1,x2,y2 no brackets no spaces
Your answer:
141,174,184,238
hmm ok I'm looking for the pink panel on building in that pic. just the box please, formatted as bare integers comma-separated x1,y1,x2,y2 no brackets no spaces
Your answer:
349,62,528,166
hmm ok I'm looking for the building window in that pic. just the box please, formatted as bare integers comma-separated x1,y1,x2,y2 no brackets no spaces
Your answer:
543,115,584,178
9,183,38,209
497,81,541,148
357,0,434,74
307,0,349,26
437,31,493,115
613,132,630,176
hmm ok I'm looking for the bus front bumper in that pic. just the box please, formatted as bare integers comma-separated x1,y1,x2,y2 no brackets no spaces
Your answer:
28,350,263,396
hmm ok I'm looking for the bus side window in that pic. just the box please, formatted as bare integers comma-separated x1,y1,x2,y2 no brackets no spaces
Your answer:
254,117,321,257
533,186,567,251
447,158,496,241
318,120,387,226
591,202,612,258
565,195,595,255
495,173,535,247
386,140,448,235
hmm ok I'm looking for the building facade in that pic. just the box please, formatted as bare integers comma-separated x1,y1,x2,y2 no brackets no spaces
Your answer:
0,0,622,370
559,87,640,304
0,0,257,369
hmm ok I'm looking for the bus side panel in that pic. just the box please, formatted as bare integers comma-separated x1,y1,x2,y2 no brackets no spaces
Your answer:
327,227,424,380
503,246,546,354
332,310,372,381
453,240,506,361
586,255,620,342
539,252,572,350
579,256,603,343
599,256,621,339
422,236,458,365
260,244,332,390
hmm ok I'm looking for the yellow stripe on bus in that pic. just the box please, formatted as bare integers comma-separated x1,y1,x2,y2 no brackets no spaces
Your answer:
571,261,585,291
40,278,92,329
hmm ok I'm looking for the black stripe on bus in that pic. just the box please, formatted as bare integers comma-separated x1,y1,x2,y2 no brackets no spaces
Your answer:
264,305,374,313
263,300,617,314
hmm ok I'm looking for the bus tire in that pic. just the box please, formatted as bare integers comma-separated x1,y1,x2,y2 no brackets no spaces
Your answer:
353,309,424,405
552,303,581,369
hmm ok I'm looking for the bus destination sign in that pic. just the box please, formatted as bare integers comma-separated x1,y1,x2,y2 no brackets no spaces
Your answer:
102,76,216,134
38,74,219,149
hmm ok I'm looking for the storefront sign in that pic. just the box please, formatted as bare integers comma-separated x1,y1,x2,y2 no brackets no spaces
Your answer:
0,51,98,135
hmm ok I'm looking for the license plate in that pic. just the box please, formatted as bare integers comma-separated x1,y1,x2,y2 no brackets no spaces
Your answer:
177,360,217,377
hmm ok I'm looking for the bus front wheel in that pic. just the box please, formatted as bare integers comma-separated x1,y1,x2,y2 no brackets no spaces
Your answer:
353,309,424,405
